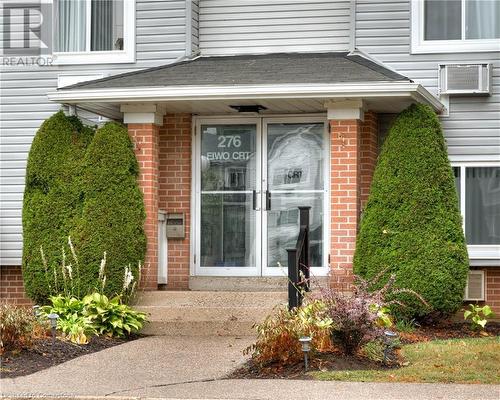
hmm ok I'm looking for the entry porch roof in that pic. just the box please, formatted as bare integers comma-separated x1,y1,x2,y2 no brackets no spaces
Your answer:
48,52,444,119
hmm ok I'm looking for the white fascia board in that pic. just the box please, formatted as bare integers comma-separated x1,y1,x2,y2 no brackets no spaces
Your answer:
48,82,444,112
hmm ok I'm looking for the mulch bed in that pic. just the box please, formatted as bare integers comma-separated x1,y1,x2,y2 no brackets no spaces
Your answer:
397,321,500,344
228,350,393,380
1,335,138,379
228,321,500,380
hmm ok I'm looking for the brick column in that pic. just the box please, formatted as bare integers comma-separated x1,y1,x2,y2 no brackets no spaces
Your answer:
158,114,191,290
360,111,379,209
329,108,379,292
329,119,362,292
128,123,160,290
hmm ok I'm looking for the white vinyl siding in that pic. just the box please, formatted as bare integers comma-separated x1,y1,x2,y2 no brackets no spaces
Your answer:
355,0,500,163
198,0,351,55
0,0,188,265
191,0,200,54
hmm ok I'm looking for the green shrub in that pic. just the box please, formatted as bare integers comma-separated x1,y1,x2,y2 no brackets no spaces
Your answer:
22,111,94,303
73,122,146,298
353,104,469,320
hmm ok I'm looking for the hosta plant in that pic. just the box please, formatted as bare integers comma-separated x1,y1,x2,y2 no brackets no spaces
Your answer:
82,292,147,337
56,313,95,344
41,291,148,344
41,294,94,344
41,294,85,319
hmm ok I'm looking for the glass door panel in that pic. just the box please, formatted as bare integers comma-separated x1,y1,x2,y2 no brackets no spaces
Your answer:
198,123,259,273
264,122,326,273
266,192,324,269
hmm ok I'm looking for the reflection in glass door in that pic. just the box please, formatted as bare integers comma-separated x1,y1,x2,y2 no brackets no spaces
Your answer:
198,123,260,275
263,121,326,275
195,118,327,276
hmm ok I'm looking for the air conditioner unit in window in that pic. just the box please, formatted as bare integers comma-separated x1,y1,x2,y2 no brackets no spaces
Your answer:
464,270,485,301
439,64,491,96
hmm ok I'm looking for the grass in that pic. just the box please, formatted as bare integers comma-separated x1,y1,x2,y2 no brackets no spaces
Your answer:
312,337,500,384
394,319,417,333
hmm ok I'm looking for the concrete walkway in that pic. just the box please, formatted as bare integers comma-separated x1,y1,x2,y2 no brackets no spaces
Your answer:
1,335,499,400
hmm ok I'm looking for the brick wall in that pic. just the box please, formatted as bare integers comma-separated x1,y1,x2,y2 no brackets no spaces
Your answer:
158,114,192,290
486,269,500,315
128,123,160,290
329,112,378,292
0,266,32,306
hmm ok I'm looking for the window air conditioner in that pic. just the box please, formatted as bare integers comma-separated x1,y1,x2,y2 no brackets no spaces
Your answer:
464,270,485,301
439,64,491,96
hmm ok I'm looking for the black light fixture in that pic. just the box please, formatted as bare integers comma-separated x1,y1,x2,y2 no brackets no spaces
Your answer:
229,104,267,113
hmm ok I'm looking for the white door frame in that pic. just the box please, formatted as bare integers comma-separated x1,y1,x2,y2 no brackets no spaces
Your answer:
191,115,330,277
261,116,330,277
193,117,262,276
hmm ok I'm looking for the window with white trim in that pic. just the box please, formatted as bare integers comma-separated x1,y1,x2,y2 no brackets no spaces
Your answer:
53,0,135,65
411,0,500,53
452,165,500,258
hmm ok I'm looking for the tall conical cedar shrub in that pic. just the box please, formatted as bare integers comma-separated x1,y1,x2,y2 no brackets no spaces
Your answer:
22,111,94,303
353,104,469,320
72,122,146,297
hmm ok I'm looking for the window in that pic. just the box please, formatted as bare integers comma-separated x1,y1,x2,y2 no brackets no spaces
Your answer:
453,165,500,259
53,0,135,64
412,0,500,53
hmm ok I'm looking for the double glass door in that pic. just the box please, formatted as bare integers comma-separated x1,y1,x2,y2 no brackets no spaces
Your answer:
195,117,327,276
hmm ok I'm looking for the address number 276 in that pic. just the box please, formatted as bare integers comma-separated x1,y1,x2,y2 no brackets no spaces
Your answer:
217,135,241,148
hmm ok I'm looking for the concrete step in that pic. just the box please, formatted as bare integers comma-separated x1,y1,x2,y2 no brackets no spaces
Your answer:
142,320,258,336
138,290,287,307
189,276,329,292
136,290,287,336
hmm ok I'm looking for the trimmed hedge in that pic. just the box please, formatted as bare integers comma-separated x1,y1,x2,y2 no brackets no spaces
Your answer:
72,122,146,297
22,111,94,303
353,104,469,319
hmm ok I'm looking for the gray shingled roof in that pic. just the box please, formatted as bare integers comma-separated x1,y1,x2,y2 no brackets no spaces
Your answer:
63,52,409,90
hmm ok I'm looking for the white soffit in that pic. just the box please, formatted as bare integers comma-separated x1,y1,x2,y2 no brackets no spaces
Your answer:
48,82,444,114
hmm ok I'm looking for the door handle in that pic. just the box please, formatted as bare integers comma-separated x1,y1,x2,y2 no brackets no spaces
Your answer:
252,190,257,210
265,190,271,211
